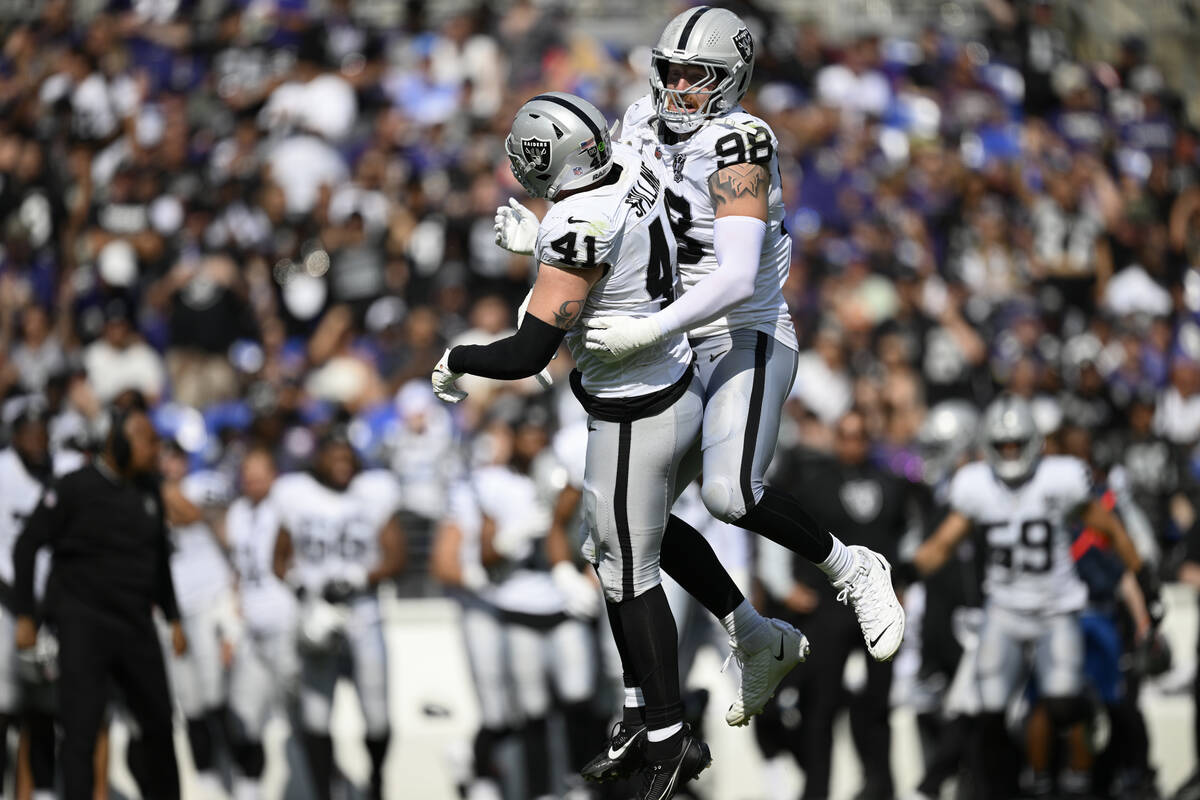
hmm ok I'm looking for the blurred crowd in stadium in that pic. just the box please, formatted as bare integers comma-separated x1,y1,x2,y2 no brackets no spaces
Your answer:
1,0,1200,798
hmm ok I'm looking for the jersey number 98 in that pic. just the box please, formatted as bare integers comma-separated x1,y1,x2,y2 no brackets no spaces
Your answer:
714,128,773,170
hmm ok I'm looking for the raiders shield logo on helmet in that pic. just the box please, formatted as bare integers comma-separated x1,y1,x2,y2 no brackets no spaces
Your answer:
732,28,754,65
521,137,551,171
839,479,883,523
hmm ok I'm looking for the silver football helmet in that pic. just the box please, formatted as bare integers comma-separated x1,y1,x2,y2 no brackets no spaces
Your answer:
651,7,756,134
504,92,613,200
917,400,980,486
981,394,1043,485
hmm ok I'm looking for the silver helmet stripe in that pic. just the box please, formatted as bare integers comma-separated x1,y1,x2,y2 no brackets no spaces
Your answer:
531,94,605,151
677,6,711,50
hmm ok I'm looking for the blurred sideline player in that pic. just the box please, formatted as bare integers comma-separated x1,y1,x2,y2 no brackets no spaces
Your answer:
431,477,515,800
271,429,406,800
435,92,797,799
160,441,238,798
494,6,903,731
897,400,988,800
0,405,68,800
1053,425,1157,799
472,414,600,799
225,448,300,800
915,395,1147,800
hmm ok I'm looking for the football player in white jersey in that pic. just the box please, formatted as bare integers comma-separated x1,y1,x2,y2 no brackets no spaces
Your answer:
0,406,61,800
431,478,515,800
160,441,238,798
225,448,299,800
435,92,806,800
914,395,1146,800
472,416,601,800
494,8,904,671
271,429,406,800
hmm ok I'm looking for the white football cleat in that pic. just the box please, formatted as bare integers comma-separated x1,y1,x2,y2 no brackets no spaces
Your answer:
835,545,905,661
724,618,810,727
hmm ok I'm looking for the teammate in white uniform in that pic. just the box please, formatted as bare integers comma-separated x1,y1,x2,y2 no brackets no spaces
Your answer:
431,478,515,800
160,442,238,798
0,407,62,800
435,92,805,800
225,448,299,800
494,9,903,678
914,395,1145,800
473,417,599,800
271,430,406,800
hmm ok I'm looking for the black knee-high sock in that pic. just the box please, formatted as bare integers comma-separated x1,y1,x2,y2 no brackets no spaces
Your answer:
605,600,644,725
977,711,1018,800
736,486,834,563
208,705,232,755
608,586,683,761
365,733,389,800
918,714,969,797
302,731,335,800
127,735,151,793
233,739,266,779
621,672,646,726
521,717,551,797
660,514,745,619
563,701,605,772
25,710,56,789
473,726,507,780
187,715,216,772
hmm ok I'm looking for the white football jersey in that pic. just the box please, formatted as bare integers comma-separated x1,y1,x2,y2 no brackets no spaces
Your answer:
445,479,497,601
948,456,1092,615
269,469,401,595
471,465,564,617
0,448,68,597
225,495,297,634
170,470,235,615
619,94,797,350
535,142,692,399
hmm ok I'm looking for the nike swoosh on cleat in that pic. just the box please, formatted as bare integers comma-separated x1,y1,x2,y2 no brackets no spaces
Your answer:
869,620,894,649
606,732,639,760
567,216,590,224
774,633,785,661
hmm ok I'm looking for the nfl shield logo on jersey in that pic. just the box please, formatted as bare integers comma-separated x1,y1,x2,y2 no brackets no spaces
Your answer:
732,28,754,65
521,137,551,171
839,480,882,523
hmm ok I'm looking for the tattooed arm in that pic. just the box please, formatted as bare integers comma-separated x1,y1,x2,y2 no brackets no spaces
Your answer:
708,162,770,221
446,261,604,379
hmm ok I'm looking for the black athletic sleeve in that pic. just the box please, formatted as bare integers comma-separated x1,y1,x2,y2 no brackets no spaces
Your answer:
13,495,60,617
447,314,566,380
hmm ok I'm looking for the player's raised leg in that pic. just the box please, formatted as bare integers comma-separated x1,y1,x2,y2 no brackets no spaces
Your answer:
690,329,904,665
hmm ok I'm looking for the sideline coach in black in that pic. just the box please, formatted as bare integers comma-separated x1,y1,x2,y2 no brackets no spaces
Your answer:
13,406,187,799
758,408,910,800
